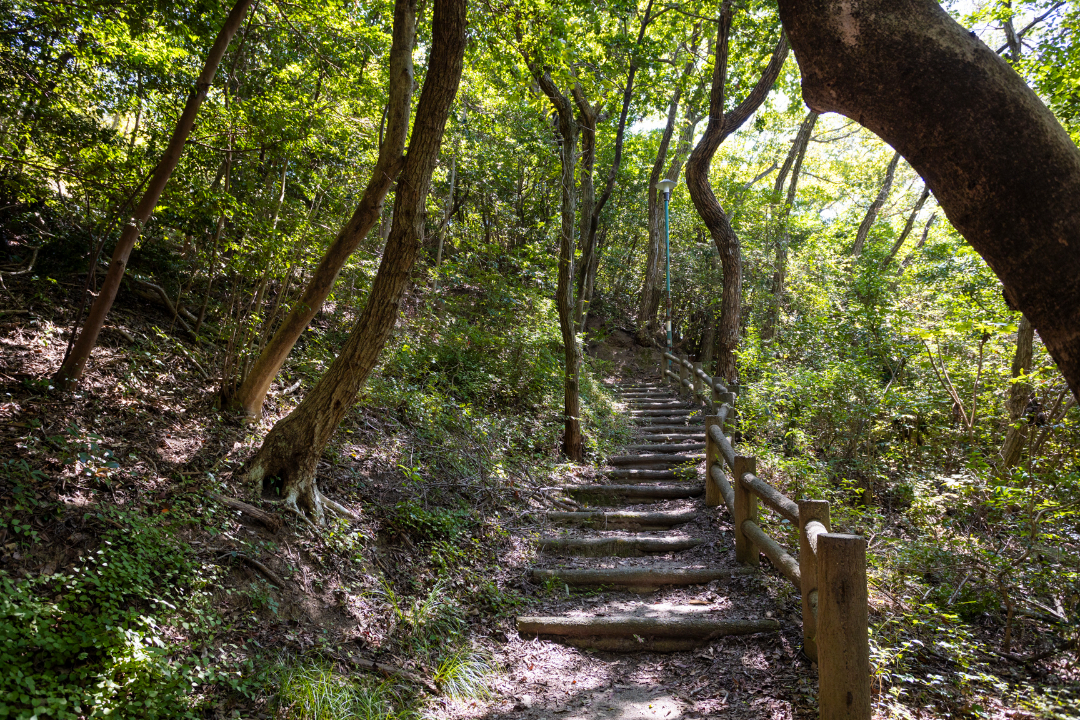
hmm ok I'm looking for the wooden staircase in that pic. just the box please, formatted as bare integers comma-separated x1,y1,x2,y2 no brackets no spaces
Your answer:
516,380,780,653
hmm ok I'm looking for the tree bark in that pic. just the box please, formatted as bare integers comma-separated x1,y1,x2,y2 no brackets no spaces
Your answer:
999,315,1034,468
686,7,788,386
240,0,466,524
54,0,256,390
535,71,584,462
775,0,1080,400
851,150,900,256
571,86,600,330
763,109,818,341
226,0,417,418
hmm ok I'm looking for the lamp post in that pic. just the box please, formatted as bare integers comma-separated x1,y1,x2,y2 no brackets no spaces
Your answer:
657,178,677,361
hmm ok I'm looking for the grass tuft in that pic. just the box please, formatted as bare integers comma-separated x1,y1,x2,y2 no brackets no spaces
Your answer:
432,644,494,701
276,660,417,720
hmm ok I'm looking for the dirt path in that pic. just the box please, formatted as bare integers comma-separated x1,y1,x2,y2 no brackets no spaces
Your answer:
483,379,816,719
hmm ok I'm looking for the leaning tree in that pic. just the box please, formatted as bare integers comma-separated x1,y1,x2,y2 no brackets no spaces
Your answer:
775,0,1080,400
240,0,467,524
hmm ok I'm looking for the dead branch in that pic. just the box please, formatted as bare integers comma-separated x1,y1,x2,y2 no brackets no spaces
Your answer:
210,492,282,533
336,651,439,694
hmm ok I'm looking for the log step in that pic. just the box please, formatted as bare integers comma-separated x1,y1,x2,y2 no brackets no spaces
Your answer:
622,443,706,453
544,509,699,529
608,453,702,466
630,409,694,416
563,483,704,502
530,565,757,587
537,536,705,557
517,609,779,642
605,468,680,480
634,421,703,429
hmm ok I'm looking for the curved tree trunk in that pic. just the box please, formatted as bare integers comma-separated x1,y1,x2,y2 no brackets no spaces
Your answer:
226,0,417,418
54,0,256,390
776,0,1080,400
686,7,788,386
240,0,466,524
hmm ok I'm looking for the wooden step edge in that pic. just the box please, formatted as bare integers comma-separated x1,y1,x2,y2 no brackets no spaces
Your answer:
537,536,706,557
530,566,757,587
608,453,703,465
516,614,780,640
562,484,704,499
544,510,699,528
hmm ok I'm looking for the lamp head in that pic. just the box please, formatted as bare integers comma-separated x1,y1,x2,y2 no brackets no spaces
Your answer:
657,178,677,196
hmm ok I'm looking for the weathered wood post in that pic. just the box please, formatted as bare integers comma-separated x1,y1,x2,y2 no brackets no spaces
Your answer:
798,499,831,662
732,455,758,566
658,353,666,384
692,361,704,403
718,390,736,438
704,414,722,508
678,355,690,399
817,533,871,720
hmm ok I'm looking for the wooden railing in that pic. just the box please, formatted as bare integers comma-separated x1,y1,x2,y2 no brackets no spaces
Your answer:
660,351,871,720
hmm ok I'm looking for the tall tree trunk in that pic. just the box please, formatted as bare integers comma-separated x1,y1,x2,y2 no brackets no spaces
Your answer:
431,155,457,298
851,150,900,256
572,88,599,329
578,222,608,333
638,32,702,343
240,0,466,524
534,71,583,461
576,1,655,329
881,185,930,268
775,0,1080,400
686,7,788,386
639,87,683,343
763,109,818,341
999,315,1034,468
226,0,417,418
54,0,256,390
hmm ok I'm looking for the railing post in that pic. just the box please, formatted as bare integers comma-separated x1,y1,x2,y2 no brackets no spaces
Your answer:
798,499,831,662
817,533,871,720
692,361,703,402
658,353,666,384
704,414,721,508
678,354,689,398
718,391,736,437
732,455,758,566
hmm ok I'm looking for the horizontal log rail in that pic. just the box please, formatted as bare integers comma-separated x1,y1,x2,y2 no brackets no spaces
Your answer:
657,351,870,720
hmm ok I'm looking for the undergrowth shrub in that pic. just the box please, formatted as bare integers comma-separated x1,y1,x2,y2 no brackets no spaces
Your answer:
0,516,224,719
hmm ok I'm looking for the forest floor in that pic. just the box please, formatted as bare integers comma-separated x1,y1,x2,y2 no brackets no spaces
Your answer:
0,272,1074,719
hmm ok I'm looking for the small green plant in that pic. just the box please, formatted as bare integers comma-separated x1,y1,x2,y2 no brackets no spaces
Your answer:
0,460,50,545
0,514,223,718
275,660,417,720
432,645,494,701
